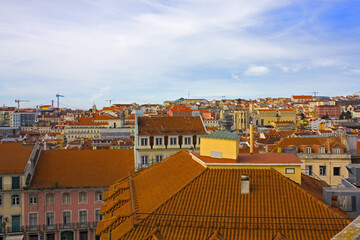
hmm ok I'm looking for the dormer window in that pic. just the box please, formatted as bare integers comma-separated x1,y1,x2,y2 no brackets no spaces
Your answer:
184,137,192,145
305,147,311,153
169,137,177,145
333,147,340,154
140,137,148,146
155,137,163,146
319,147,325,153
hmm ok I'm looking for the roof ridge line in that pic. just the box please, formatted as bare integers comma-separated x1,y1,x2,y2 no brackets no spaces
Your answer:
269,168,351,222
122,168,209,238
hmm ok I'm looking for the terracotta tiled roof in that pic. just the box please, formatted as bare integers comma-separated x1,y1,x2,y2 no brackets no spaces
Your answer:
193,152,302,164
96,151,206,238
98,151,350,240
292,95,313,99
29,149,134,189
138,116,206,135
0,143,33,174
270,136,345,153
120,169,349,239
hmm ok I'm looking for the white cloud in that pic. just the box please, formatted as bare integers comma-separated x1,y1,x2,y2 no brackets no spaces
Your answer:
0,0,359,107
344,68,360,75
244,66,270,76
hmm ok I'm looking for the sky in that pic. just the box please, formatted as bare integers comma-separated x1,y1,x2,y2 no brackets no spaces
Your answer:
0,0,360,109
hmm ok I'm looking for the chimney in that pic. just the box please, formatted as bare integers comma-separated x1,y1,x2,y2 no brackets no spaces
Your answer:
327,137,331,153
250,122,254,154
241,175,250,194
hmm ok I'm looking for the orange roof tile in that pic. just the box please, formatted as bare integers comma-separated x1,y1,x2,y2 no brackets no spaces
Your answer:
29,149,134,189
98,151,350,240
120,168,349,239
193,152,302,164
138,116,206,135
0,143,33,174
96,151,206,237
270,137,345,153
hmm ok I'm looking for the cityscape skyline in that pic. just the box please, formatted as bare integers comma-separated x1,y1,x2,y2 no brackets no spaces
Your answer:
0,0,360,109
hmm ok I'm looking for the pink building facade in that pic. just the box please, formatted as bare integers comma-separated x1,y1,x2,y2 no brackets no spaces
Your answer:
24,188,105,240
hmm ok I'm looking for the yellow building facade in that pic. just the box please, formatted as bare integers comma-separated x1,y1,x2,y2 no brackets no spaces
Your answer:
197,130,302,184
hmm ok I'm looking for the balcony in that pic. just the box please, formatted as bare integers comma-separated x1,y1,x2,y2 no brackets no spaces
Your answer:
44,224,57,231
6,226,25,233
25,225,41,232
58,223,75,230
76,222,90,229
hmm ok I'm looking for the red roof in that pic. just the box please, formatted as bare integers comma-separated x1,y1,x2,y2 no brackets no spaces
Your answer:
193,153,302,164
0,143,33,174
29,149,134,189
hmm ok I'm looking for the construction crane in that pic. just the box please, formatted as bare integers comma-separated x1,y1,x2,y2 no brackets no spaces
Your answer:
56,94,64,110
15,99,30,109
106,99,115,107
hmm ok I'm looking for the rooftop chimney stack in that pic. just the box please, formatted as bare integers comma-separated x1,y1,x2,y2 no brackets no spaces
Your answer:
250,122,254,154
241,175,250,194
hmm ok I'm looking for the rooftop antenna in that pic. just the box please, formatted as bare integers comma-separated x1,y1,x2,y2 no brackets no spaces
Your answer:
15,99,30,109
106,99,115,107
187,92,190,99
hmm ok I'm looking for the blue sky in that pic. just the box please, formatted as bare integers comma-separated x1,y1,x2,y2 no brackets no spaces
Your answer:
0,0,359,109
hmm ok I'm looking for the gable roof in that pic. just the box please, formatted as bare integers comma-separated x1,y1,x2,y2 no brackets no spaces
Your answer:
270,136,346,153
29,149,134,189
201,130,240,141
0,143,33,174
97,150,206,238
97,151,350,240
138,116,207,135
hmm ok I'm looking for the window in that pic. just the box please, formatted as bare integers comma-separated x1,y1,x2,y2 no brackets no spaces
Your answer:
141,156,148,166
29,213,38,229
12,194,20,205
305,165,313,176
305,147,311,153
285,168,295,174
319,166,327,176
79,210,87,224
334,167,341,176
319,147,325,153
62,192,71,204
0,177,2,190
0,194,2,206
12,176,20,189
46,212,55,228
12,215,20,232
140,138,148,146
95,209,102,223
169,137,177,145
95,191,103,202
62,211,71,226
80,231,88,240
155,137,163,146
79,192,87,203
29,193,37,205
333,147,341,154
155,155,163,163
184,137,191,145
47,234,55,240
46,193,54,205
